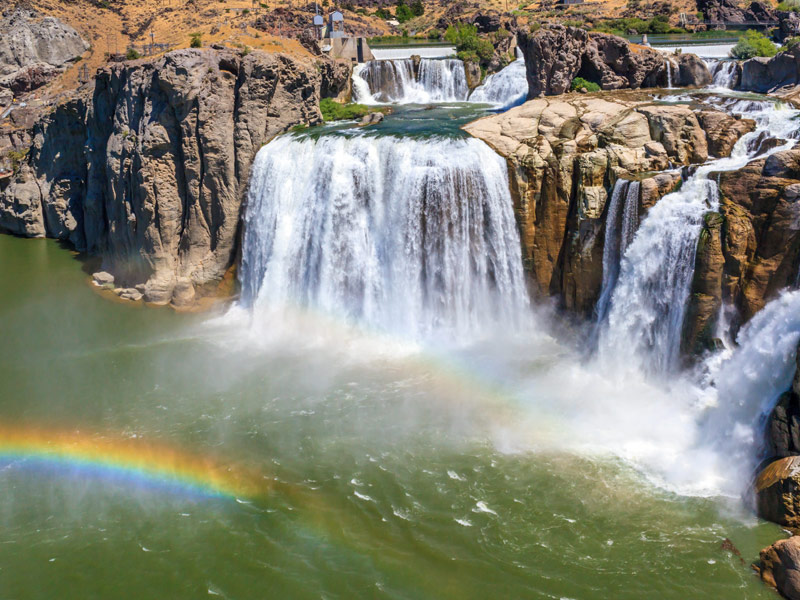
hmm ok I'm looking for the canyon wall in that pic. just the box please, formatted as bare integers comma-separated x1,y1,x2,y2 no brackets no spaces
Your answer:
0,48,349,306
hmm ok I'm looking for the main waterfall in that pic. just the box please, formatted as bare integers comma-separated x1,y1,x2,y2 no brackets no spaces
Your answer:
239,133,530,339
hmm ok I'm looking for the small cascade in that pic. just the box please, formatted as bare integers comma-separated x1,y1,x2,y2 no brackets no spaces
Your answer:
705,59,738,89
665,59,673,89
597,101,800,375
595,179,640,326
468,52,528,109
239,133,530,339
353,58,469,104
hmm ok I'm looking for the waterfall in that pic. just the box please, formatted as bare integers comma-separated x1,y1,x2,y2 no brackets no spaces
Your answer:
594,179,640,326
597,101,800,375
665,59,673,89
705,59,738,89
239,133,530,339
468,52,528,109
353,58,469,104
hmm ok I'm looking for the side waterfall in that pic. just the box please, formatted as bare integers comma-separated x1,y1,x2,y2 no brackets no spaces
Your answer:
594,179,640,326
468,52,528,109
354,58,469,104
239,134,530,339
597,101,800,374
705,59,738,89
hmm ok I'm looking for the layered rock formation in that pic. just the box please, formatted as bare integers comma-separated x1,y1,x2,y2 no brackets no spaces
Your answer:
516,26,710,99
463,93,746,314
0,6,88,95
0,48,344,306
681,147,800,351
697,0,776,24
740,47,800,94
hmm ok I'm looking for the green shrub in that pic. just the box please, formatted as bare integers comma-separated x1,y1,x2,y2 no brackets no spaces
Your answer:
125,48,141,60
731,29,778,59
410,0,425,17
778,0,800,11
427,28,441,39
396,0,414,22
444,23,494,63
190,32,202,48
375,7,391,19
319,98,370,121
570,77,600,92
7,149,28,174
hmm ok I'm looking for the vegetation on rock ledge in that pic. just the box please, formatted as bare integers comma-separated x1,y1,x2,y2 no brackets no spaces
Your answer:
731,30,778,59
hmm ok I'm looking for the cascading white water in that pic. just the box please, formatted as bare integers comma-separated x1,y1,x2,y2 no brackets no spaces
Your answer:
239,133,530,340
665,59,673,89
468,52,528,109
594,179,640,325
353,58,469,104
705,59,738,89
597,101,800,375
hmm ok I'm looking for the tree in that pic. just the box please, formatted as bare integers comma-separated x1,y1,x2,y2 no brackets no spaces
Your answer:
395,3,413,22
190,32,202,48
444,23,494,63
410,0,424,16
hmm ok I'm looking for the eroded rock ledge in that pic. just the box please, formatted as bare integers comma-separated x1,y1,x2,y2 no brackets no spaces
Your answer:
0,47,348,307
463,92,752,315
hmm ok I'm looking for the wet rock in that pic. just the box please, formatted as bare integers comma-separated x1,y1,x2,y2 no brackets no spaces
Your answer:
637,105,708,165
740,47,800,94
758,536,800,600
92,271,115,286
171,277,196,308
696,111,756,157
359,111,384,126
464,60,482,90
756,456,800,528
117,287,143,301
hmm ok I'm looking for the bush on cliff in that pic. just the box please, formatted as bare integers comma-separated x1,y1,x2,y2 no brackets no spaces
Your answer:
570,77,600,92
444,23,494,64
731,30,778,59
319,98,370,122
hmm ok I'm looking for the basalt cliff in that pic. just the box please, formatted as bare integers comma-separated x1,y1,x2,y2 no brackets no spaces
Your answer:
0,47,348,306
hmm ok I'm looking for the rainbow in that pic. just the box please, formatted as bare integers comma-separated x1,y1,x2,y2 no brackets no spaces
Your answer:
0,424,268,500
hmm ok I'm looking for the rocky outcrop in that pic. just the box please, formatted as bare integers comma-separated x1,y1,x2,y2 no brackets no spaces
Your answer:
757,536,800,600
675,54,713,88
0,5,88,94
740,47,800,94
517,26,710,99
697,0,776,24
768,345,800,459
696,111,756,157
463,94,721,313
0,48,333,306
716,149,800,322
778,11,800,43
756,455,800,528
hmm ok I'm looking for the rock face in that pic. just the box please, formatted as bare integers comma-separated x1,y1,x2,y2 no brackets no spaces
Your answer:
758,536,800,600
0,48,332,306
517,26,710,98
740,47,800,94
463,94,721,314
0,6,88,93
698,0,776,24
756,456,800,528
768,346,800,459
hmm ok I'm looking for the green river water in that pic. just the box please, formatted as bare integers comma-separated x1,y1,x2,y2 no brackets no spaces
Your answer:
0,230,784,599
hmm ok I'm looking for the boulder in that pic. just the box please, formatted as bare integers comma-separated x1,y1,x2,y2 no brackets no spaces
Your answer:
0,6,88,93
464,60,482,89
778,11,800,43
674,53,712,88
758,536,800,600
740,47,800,94
767,343,800,458
756,456,800,528
359,111,384,126
92,271,115,286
